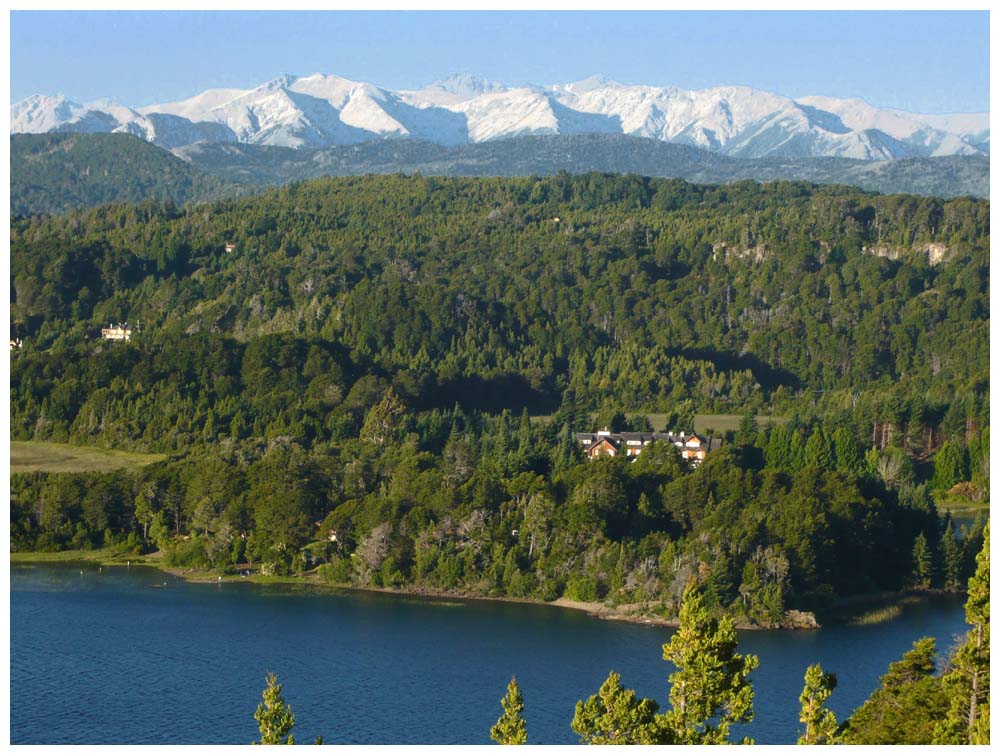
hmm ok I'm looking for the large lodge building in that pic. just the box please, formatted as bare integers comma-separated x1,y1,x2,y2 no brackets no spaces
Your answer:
574,428,721,465
100,322,137,342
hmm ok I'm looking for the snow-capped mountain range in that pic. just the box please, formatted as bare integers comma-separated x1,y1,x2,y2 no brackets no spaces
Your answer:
11,73,990,160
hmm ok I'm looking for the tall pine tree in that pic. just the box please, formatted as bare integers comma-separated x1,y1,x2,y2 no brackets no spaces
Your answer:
803,428,834,469
490,676,528,745
832,426,862,472
940,520,963,591
935,522,990,744
797,663,839,744
658,585,759,744
911,531,933,588
254,672,295,745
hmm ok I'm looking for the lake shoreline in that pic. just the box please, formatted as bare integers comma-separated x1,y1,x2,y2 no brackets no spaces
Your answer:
13,547,951,632
11,548,694,627
12,551,973,747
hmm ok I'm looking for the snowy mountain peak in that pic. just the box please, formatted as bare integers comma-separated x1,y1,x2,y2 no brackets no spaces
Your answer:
11,94,85,132
428,73,506,97
559,74,624,93
10,73,989,161
260,73,297,91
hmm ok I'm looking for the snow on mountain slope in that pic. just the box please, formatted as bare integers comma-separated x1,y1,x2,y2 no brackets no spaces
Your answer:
400,74,507,107
329,84,410,137
114,113,238,149
287,73,364,109
556,74,625,94
289,73,468,145
550,82,918,159
11,73,989,160
797,95,983,157
210,80,371,147
552,82,791,146
897,111,990,152
456,88,561,141
138,88,249,121
11,95,111,134
910,111,990,138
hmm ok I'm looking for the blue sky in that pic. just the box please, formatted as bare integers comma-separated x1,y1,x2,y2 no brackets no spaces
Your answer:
10,10,990,114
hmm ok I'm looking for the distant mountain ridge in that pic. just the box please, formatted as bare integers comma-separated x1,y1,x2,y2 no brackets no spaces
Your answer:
11,72,989,160
11,132,988,218
174,134,989,199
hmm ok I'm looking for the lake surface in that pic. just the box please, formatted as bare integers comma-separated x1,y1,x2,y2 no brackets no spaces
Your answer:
10,564,969,745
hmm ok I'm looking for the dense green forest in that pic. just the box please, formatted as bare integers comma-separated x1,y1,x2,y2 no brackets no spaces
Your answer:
9,173,989,626
11,133,240,216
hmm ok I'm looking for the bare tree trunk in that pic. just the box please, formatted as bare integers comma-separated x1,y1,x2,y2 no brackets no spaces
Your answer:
968,669,978,737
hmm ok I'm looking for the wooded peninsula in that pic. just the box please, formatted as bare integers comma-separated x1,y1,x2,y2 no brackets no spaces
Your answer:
10,174,988,630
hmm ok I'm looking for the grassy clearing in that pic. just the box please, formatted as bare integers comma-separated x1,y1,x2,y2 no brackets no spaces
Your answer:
694,414,787,434
10,547,149,566
936,498,990,517
10,440,166,474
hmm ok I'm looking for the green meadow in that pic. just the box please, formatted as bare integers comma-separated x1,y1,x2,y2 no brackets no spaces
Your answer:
10,441,166,474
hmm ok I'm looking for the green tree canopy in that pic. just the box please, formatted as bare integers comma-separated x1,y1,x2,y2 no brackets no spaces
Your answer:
912,531,933,588
490,676,528,745
797,663,839,744
254,672,295,745
935,522,990,744
840,638,947,744
931,441,968,491
571,671,663,745
659,585,759,744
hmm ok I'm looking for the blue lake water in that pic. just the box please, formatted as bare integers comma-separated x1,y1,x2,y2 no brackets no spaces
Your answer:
10,563,969,745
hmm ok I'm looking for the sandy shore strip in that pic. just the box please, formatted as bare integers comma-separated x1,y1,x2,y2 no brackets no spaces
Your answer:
12,549,818,630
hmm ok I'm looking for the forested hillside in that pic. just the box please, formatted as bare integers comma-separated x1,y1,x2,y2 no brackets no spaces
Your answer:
11,133,240,216
9,174,989,624
177,135,990,198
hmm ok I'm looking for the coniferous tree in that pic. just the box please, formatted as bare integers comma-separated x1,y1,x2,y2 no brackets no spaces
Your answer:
658,585,759,744
254,672,295,745
968,427,989,488
554,387,586,432
797,663,839,744
515,409,533,458
841,638,947,744
940,521,963,591
595,405,627,433
360,388,405,446
550,422,579,473
490,676,528,745
571,671,664,745
736,411,758,445
932,441,968,491
935,523,990,744
764,424,794,471
832,426,862,472
912,531,933,588
788,429,806,472
571,587,759,745
803,427,834,469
